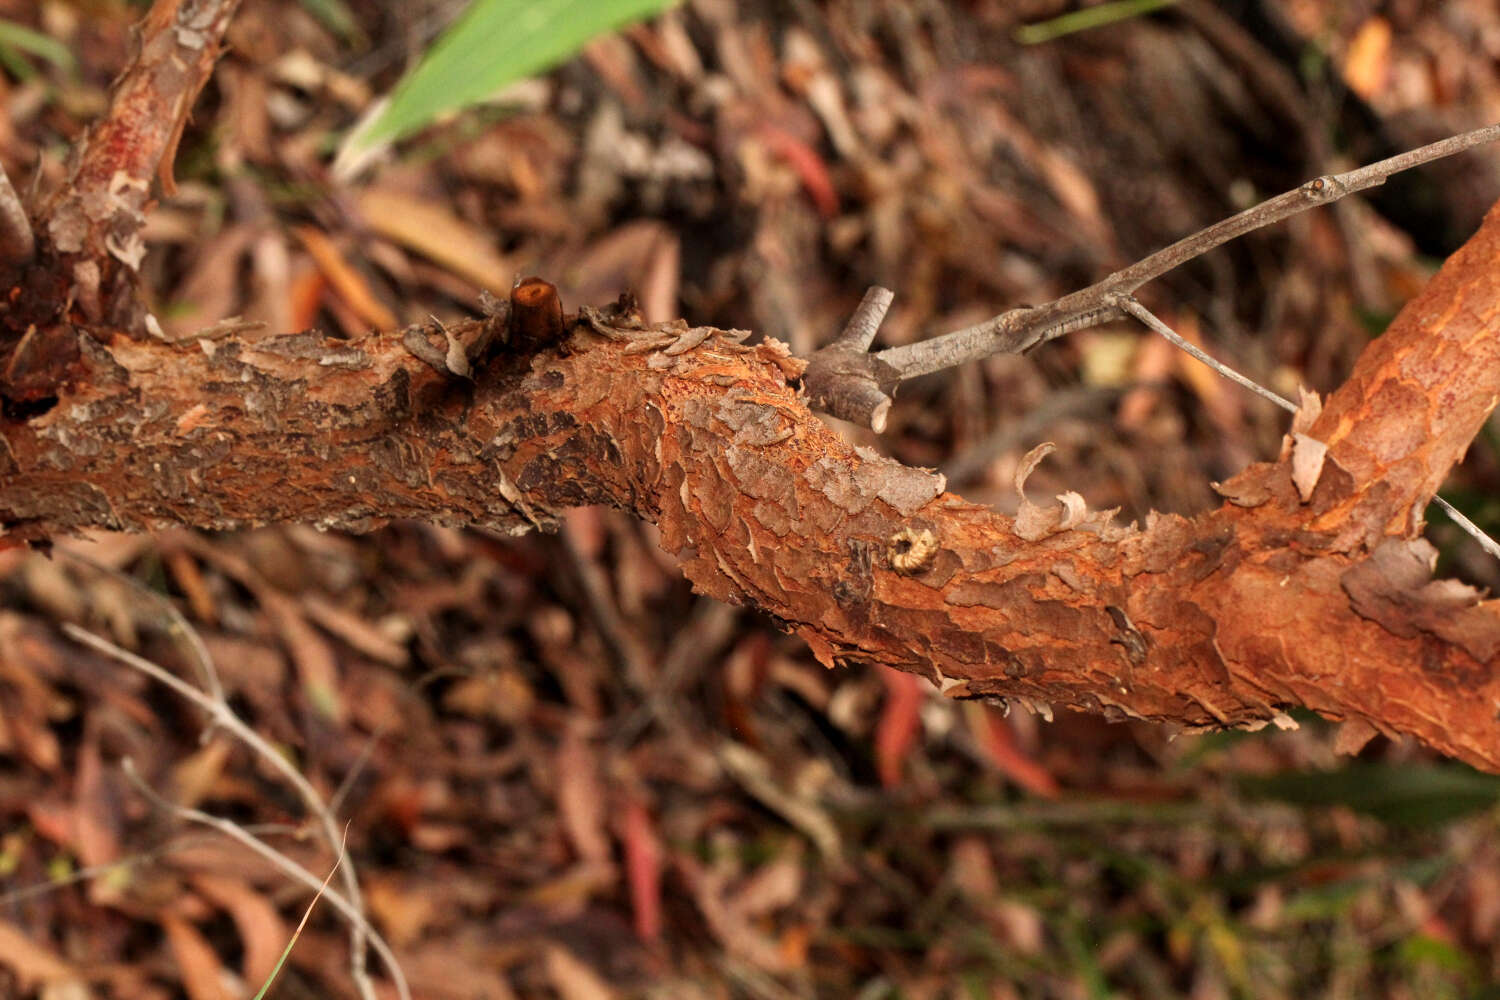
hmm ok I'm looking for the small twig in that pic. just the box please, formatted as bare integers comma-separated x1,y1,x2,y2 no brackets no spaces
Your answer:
1118,296,1500,563
802,122,1500,428
0,162,35,266
803,286,900,431
1115,296,1293,411
837,286,894,352
0,826,302,906
120,760,409,1000
873,122,1500,386
327,726,386,819
59,548,226,713
1433,500,1500,563
61,623,387,1000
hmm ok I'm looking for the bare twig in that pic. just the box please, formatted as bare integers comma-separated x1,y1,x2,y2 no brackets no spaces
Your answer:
120,760,409,1000
61,622,390,1000
1115,296,1293,411
837,286,895,352
805,122,1500,426
0,163,35,266
0,827,302,906
882,123,1500,378
327,727,386,819
1118,295,1500,563
59,548,226,713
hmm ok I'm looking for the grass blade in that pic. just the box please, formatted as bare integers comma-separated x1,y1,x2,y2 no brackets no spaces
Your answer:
344,0,678,156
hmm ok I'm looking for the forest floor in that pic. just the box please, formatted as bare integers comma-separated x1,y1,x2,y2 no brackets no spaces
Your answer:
4,0,1500,997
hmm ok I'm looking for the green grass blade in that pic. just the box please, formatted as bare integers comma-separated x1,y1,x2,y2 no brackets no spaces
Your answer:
1238,762,1500,829
250,829,347,1000
348,0,678,153
297,0,359,42
0,18,76,73
1015,0,1181,46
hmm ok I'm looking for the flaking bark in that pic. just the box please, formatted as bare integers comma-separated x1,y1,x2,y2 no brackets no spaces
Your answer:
4,199,1500,769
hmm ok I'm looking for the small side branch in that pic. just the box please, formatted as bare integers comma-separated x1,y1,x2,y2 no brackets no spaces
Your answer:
1115,295,1294,412
63,622,398,1000
806,122,1500,428
803,286,898,429
38,0,241,321
119,759,408,1000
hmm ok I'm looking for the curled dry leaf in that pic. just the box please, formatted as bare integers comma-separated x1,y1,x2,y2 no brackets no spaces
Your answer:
1291,433,1330,502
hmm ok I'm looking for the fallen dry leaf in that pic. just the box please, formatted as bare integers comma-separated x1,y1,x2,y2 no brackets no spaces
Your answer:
0,921,79,990
161,912,232,1000
355,187,513,295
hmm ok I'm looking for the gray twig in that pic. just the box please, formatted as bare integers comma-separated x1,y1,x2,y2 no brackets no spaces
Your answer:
803,286,900,431
59,549,226,716
804,122,1500,427
119,759,409,1000
1115,295,1293,411
62,623,401,1000
838,286,895,352
879,122,1500,381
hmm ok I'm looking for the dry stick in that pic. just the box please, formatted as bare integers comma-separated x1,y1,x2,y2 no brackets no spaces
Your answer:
327,727,386,820
807,122,1500,427
61,623,392,1000
118,760,410,1000
876,121,1500,380
1116,295,1500,562
1114,296,1293,412
838,285,895,351
59,549,226,715
0,163,34,265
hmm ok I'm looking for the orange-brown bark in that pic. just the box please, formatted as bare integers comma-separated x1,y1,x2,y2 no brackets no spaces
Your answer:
34,0,240,325
3,198,1499,770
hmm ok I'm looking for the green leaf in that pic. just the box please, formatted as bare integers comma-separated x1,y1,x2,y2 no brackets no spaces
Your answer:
1237,762,1500,828
0,18,76,75
347,0,679,153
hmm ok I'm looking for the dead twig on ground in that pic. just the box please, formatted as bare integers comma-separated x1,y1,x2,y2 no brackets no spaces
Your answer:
119,759,408,1000
61,622,401,1000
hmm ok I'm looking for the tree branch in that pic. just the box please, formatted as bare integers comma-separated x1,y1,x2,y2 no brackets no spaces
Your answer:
1117,294,1500,562
37,0,241,324
6,210,1500,768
